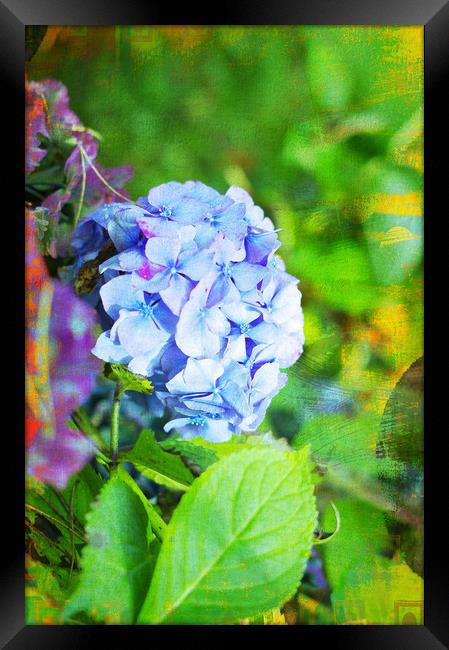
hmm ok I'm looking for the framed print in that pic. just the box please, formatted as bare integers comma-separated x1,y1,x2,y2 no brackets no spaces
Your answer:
0,0,447,647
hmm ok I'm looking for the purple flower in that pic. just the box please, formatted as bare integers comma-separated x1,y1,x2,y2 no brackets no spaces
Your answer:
26,80,133,242
26,209,101,487
25,82,49,175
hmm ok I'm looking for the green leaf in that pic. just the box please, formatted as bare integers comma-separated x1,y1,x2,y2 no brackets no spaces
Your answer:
160,431,290,472
342,558,423,624
62,463,103,528
26,529,67,567
138,446,317,624
104,363,153,397
321,498,390,606
116,465,166,543
159,437,218,471
122,429,194,492
64,474,153,624
26,554,76,624
25,476,85,565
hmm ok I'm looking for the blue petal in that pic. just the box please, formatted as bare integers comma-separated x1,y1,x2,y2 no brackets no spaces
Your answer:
207,274,231,307
231,261,267,292
173,198,209,225
201,418,233,442
220,381,250,417
251,362,281,400
164,415,232,442
91,330,132,364
194,223,217,249
160,343,188,380
177,249,215,281
206,306,230,336
107,206,141,251
210,195,233,213
245,231,280,263
249,321,279,345
212,235,246,265
224,333,247,363
164,417,192,433
117,312,171,358
131,268,172,293
167,358,223,395
183,180,221,203
128,348,167,377
100,275,143,319
99,246,145,274
270,283,302,324
216,203,248,242
145,236,180,268
159,273,194,316
89,203,124,228
176,309,222,358
147,181,185,207
221,299,260,325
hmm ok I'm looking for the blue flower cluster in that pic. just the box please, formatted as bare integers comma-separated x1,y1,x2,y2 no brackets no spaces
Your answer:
78,181,304,441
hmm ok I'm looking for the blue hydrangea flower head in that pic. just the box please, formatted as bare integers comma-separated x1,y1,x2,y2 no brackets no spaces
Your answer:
78,181,304,441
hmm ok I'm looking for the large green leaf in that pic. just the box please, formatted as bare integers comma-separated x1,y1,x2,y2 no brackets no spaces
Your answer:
122,429,194,491
138,446,317,624
64,474,152,624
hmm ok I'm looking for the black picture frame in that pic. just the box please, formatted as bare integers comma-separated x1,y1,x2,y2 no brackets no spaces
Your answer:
3,0,447,647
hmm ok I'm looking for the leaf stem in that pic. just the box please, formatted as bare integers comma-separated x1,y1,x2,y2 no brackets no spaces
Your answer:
110,385,122,465
73,146,86,228
78,144,133,204
314,501,341,546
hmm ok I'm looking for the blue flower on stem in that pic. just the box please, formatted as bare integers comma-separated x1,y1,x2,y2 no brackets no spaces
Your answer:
84,180,304,441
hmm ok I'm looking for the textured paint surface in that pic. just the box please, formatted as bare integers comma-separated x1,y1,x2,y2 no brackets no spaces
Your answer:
26,26,423,624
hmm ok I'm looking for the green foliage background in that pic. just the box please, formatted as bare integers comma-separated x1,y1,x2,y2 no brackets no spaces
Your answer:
27,26,424,624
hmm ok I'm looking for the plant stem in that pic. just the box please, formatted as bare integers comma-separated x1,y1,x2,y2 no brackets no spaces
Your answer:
110,385,122,465
147,503,167,542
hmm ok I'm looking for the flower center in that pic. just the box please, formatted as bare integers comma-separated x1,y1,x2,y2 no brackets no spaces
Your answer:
240,322,251,334
159,205,173,218
140,303,155,318
222,263,232,278
190,415,206,427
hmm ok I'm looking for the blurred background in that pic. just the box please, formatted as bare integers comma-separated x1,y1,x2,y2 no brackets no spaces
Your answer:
27,26,424,624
